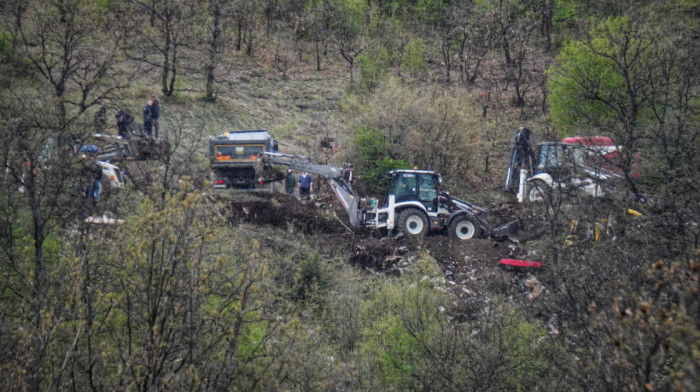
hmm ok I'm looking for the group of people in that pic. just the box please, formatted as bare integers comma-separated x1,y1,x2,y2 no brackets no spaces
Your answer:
115,97,160,139
87,96,161,203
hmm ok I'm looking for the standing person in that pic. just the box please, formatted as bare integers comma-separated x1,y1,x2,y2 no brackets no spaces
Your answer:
343,164,355,185
89,159,102,200
285,169,296,195
94,105,107,134
143,99,153,137
151,97,160,138
298,171,313,200
115,107,133,139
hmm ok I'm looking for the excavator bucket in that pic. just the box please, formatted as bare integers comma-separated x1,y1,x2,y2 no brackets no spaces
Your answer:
490,219,521,239
253,159,285,183
133,138,171,160
328,177,362,228
451,196,521,240
94,135,171,162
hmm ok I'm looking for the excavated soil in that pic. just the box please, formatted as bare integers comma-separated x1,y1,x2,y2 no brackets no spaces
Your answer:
222,190,555,312
225,192,345,235
223,192,548,294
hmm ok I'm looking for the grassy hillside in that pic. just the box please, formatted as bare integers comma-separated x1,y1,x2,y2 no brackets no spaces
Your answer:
0,1,697,391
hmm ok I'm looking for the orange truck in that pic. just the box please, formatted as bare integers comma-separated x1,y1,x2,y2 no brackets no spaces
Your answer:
209,130,279,190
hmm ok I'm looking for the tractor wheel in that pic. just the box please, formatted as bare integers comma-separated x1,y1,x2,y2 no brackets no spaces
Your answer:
397,208,428,237
448,214,482,240
528,180,550,203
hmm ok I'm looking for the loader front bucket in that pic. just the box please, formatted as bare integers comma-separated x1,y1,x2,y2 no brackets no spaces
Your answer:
490,219,520,239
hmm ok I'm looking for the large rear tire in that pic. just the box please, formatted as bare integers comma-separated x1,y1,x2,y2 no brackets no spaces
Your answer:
397,208,428,237
448,214,482,240
528,180,550,203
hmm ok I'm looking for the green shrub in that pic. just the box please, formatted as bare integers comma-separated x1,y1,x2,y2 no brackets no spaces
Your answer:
401,38,427,80
0,32,13,60
355,46,390,94
353,126,411,193
292,252,329,301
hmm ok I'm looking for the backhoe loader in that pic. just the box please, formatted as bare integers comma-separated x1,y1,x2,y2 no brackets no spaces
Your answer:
259,152,519,240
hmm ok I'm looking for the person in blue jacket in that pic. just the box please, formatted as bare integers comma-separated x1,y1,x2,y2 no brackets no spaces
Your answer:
298,171,313,199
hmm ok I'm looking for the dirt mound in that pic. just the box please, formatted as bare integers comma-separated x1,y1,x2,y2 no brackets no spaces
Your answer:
225,193,345,235
424,236,516,266
348,236,412,271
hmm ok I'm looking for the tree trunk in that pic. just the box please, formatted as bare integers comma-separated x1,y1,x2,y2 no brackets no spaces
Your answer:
236,22,242,51
205,3,223,101
316,41,321,71
161,27,172,96
246,26,254,56
29,187,46,392
150,0,157,27
541,0,554,51
442,39,451,83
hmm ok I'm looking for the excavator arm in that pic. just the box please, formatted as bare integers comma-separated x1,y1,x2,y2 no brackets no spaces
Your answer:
260,152,363,228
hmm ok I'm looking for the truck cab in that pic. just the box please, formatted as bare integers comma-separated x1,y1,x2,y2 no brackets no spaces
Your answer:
209,130,278,189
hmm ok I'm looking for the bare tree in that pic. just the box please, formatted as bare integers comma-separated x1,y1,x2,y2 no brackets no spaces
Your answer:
291,0,333,71
203,0,233,101
549,14,699,200
231,0,261,55
456,12,493,85
124,0,196,97
537,0,554,51
328,1,367,81
417,0,474,83
0,1,127,389
491,0,540,107
11,0,126,124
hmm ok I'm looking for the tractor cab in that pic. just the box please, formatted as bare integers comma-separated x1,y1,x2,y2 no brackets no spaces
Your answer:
533,142,587,181
527,142,621,201
534,142,587,171
384,170,442,212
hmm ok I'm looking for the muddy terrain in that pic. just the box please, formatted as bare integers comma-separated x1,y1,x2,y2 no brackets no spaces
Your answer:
222,191,551,309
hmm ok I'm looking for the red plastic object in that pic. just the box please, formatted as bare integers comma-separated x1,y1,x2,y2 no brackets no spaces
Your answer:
499,259,543,268
562,136,615,146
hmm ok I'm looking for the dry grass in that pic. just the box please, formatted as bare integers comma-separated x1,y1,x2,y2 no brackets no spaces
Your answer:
104,36,550,198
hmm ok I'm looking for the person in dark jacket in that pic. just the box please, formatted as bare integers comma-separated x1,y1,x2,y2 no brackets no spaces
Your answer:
285,169,296,195
343,164,355,185
151,98,160,138
94,105,107,134
143,99,153,137
88,160,102,200
115,107,133,139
